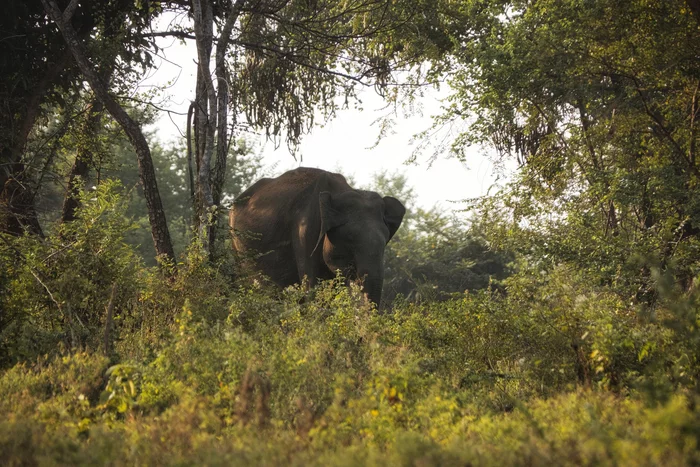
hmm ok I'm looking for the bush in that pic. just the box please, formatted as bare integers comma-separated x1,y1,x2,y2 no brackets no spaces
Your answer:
0,181,141,367
1,267,699,465
1,180,699,465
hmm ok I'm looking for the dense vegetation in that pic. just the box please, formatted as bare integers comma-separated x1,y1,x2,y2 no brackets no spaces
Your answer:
1,192,699,465
2,0,700,465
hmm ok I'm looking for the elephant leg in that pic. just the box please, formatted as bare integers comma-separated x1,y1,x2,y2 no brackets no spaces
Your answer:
253,243,299,288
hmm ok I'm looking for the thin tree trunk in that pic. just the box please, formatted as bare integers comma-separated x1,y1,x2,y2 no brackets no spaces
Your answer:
1,132,44,237
212,0,246,207
210,0,246,253
607,201,619,237
62,24,117,224
103,283,118,356
43,0,176,265
61,154,90,223
61,98,105,223
0,175,45,237
186,102,196,202
192,0,217,253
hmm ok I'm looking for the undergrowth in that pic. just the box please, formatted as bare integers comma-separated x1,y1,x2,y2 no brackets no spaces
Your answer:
1,185,699,466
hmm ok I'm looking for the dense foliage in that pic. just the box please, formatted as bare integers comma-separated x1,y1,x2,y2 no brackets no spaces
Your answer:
1,187,699,465
439,0,700,304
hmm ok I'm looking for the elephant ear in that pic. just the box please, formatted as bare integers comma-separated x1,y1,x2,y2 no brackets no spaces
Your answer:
312,191,346,256
383,196,406,241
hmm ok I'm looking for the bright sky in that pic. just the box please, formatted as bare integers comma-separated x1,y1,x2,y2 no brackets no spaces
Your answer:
141,21,506,211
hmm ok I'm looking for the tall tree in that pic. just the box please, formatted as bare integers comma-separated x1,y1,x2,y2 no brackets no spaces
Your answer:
60,8,123,224
42,0,177,264
109,131,264,264
190,0,246,254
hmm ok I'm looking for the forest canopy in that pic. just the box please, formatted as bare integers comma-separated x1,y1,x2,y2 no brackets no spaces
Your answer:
1,0,700,465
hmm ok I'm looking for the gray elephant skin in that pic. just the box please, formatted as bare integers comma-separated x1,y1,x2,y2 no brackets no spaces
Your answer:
229,167,406,305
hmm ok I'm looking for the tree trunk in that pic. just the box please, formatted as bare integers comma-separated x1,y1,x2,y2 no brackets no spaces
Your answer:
61,98,105,223
192,0,216,249
62,22,117,225
0,50,70,237
212,0,246,207
61,154,91,223
209,0,246,255
43,0,176,266
0,168,45,237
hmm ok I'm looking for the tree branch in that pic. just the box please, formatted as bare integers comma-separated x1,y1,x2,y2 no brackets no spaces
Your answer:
62,0,80,22
630,76,695,173
120,95,190,115
230,38,372,85
141,31,197,40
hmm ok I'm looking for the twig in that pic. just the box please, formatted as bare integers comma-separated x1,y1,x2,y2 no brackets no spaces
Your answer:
103,283,118,355
30,269,62,312
121,95,190,116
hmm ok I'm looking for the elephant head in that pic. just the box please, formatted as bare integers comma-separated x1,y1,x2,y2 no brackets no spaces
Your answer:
313,190,405,304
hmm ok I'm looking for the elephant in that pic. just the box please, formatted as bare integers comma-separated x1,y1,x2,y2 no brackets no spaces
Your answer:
229,167,406,305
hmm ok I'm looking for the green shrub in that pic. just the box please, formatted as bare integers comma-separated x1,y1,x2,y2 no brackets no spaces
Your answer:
0,181,141,367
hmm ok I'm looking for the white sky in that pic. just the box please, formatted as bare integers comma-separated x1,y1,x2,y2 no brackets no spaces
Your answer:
140,22,507,211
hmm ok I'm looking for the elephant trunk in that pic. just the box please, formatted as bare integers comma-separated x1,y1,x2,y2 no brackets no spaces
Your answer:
357,258,384,307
